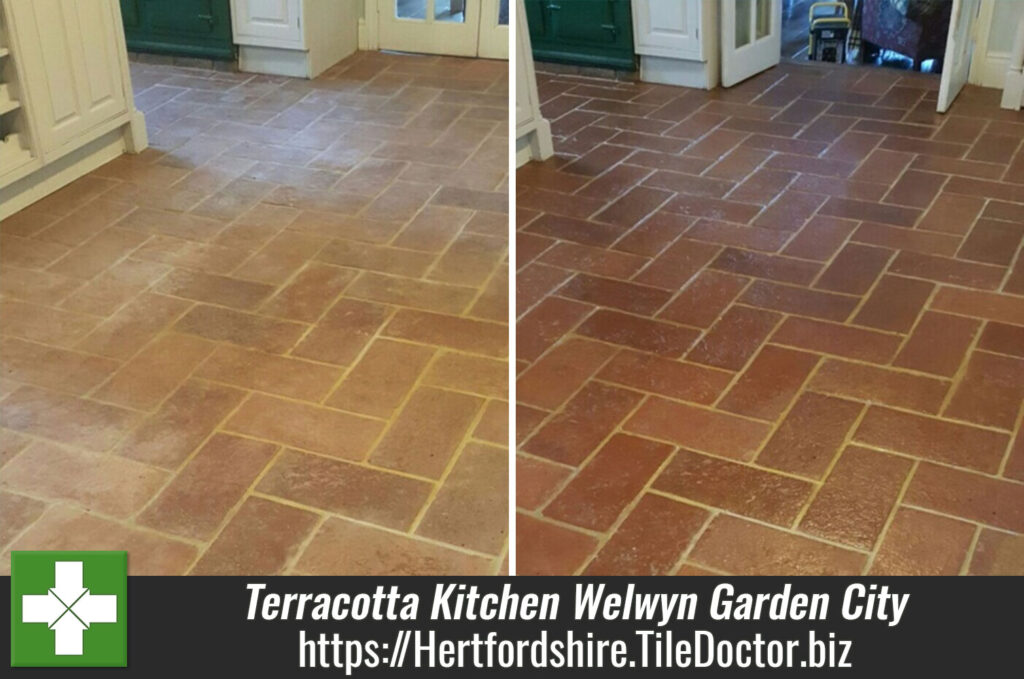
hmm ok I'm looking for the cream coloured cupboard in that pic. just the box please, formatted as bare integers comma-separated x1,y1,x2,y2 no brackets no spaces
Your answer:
0,0,146,219
231,0,359,78
632,0,718,88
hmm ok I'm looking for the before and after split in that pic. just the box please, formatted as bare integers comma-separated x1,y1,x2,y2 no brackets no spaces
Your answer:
1,0,1023,579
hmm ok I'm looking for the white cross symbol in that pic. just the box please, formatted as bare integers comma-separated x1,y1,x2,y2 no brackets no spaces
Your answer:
21,561,118,655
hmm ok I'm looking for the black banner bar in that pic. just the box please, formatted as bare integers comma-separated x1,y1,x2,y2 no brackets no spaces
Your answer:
4,576,1021,675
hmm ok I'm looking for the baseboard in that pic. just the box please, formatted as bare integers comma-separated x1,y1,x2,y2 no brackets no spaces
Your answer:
0,129,127,221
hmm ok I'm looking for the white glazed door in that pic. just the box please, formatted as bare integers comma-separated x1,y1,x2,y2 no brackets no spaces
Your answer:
937,0,982,113
477,0,509,59
231,0,304,48
633,0,703,60
378,0,481,57
721,0,781,87
6,0,129,154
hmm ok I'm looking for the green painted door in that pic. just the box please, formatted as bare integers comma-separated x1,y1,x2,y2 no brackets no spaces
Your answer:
525,0,635,71
121,0,234,61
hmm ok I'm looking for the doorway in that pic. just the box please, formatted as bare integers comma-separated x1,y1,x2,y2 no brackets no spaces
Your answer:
377,0,508,59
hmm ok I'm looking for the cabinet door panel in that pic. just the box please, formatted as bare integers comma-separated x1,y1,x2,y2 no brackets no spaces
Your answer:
232,0,303,48
633,0,703,59
7,0,129,154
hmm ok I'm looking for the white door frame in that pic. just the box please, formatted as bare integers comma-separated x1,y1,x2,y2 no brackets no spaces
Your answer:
477,0,509,59
721,0,782,87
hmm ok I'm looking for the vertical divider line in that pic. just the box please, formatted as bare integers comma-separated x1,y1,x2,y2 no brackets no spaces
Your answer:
507,0,518,577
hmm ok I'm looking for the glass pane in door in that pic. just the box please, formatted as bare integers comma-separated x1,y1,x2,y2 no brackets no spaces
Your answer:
755,0,771,39
397,0,428,20
498,0,509,25
435,0,466,23
736,0,753,47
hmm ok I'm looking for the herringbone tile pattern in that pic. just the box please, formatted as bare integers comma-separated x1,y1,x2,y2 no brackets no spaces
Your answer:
0,51,508,575
516,63,1024,576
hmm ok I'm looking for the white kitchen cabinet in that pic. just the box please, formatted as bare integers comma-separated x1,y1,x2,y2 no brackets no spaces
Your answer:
6,0,129,155
515,0,552,168
232,0,303,48
633,0,703,59
0,0,146,219
232,0,359,78
632,0,718,88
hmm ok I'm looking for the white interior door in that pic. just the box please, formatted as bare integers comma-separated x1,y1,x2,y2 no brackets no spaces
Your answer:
937,0,982,112
721,0,782,87
378,0,481,57
477,0,509,59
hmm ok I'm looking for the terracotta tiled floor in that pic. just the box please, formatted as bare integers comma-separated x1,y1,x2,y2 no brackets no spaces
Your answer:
516,63,1024,576
0,51,509,575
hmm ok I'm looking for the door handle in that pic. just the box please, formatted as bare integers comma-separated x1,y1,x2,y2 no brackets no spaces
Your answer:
601,23,618,39
197,13,214,23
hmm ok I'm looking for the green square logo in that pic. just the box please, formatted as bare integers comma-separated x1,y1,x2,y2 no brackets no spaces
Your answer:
10,551,127,667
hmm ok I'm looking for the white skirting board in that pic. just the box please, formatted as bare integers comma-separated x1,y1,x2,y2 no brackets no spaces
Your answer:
0,129,127,220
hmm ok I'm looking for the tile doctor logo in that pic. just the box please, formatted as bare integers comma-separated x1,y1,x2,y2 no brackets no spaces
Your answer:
10,551,127,667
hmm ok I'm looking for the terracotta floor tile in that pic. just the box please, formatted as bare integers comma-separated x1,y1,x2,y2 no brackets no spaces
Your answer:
626,397,770,461
518,339,616,410
416,442,508,554
295,518,492,575
0,385,139,452
585,494,709,576
196,343,341,402
326,339,433,418
559,273,671,316
174,304,306,354
944,351,1024,430
852,274,933,333
93,333,217,410
61,259,171,316
870,507,974,575
577,309,700,357
137,433,277,539
740,280,858,322
0,299,100,348
711,248,821,285
889,251,1005,290
0,491,46,548
772,316,901,363
257,262,356,322
810,359,948,414
386,309,507,358
799,445,912,548
544,434,672,531
931,287,1024,326
1,442,168,518
968,530,1024,576
516,514,598,575
656,449,813,525
228,392,383,460
598,349,732,406
690,515,865,575
894,310,979,377
978,322,1024,359
0,337,119,395
191,497,320,575
5,506,197,575
757,392,863,478
855,406,1008,473
371,386,482,478
659,270,749,328
117,380,245,468
687,305,781,370
517,454,571,511
523,382,643,466
717,345,819,420
257,450,431,531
